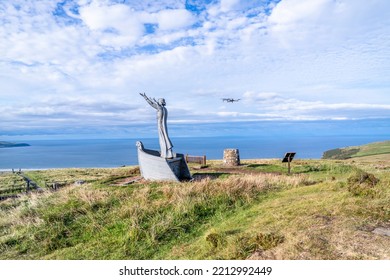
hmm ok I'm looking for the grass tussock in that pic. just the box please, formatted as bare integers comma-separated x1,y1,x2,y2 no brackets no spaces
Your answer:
232,232,285,259
347,171,380,197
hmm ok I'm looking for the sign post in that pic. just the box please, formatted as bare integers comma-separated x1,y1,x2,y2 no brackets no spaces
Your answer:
282,152,296,174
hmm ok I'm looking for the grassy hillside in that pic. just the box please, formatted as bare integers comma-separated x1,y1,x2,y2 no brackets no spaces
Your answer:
0,159,389,260
322,140,390,159
0,172,27,197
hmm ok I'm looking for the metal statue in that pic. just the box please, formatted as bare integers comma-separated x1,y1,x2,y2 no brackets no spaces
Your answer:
140,93,174,159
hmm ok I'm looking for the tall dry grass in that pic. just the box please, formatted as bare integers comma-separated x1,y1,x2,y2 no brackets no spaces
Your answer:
0,172,311,259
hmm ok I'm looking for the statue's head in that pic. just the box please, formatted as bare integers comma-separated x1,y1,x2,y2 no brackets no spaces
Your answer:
158,98,166,106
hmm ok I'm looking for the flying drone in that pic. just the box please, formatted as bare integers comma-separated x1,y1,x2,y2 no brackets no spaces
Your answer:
222,98,240,103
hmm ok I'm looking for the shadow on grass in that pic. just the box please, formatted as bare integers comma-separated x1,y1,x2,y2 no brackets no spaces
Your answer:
246,164,270,168
246,164,286,173
224,229,241,235
192,172,231,180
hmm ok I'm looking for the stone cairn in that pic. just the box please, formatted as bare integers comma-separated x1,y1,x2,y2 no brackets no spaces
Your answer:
223,149,240,166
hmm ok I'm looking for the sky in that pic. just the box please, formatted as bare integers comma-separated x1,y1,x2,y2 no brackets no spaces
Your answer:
1,0,390,139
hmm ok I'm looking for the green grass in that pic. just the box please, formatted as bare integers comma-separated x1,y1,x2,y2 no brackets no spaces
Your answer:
0,173,27,196
24,166,139,187
323,140,390,159
354,141,390,157
0,158,389,260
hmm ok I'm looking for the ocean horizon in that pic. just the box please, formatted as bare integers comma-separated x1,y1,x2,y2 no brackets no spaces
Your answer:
1,119,389,170
1,134,389,170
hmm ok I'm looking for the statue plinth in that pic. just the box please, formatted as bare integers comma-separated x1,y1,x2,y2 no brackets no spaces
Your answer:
136,141,192,181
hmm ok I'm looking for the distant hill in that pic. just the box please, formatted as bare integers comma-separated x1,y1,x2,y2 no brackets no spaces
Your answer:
0,141,30,148
322,140,390,159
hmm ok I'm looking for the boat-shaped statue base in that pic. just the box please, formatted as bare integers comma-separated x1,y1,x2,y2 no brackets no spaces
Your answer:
136,141,192,181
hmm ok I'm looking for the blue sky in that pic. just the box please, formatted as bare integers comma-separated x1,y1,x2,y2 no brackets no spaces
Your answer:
1,0,390,139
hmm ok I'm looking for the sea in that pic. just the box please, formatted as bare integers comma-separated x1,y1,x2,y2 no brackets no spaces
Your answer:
0,119,390,171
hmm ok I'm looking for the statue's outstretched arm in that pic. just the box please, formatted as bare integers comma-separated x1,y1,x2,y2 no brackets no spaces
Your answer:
139,92,158,109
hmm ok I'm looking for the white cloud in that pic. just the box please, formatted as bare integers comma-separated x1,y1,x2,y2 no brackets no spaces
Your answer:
269,0,331,26
243,91,280,103
0,0,389,138
220,0,241,12
267,0,337,47
78,2,144,48
156,9,195,30
267,0,390,49
245,96,390,120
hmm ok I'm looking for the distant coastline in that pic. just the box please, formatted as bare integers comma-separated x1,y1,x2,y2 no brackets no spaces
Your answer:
0,141,30,148
1,134,390,170
322,140,390,159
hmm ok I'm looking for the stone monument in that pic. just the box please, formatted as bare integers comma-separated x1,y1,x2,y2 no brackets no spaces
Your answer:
223,148,240,166
136,93,192,181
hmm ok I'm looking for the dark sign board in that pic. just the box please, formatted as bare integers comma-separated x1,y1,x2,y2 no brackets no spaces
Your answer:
282,152,296,163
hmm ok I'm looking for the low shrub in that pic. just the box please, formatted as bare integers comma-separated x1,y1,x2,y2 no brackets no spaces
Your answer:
232,232,285,259
347,171,379,197
205,232,226,249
